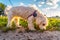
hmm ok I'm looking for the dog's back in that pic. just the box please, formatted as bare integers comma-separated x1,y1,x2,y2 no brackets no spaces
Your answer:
5,6,35,19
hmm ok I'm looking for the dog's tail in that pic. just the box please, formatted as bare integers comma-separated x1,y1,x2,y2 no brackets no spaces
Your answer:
4,6,12,15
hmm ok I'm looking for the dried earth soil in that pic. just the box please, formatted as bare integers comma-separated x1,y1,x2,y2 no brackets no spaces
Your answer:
0,31,60,40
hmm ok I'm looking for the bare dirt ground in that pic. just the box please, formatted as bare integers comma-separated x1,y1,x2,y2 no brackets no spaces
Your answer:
0,30,60,40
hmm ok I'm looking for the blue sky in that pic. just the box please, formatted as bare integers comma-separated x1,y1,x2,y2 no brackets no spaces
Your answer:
0,0,60,17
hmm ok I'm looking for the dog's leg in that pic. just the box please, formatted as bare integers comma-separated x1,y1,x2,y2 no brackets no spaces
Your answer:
14,18,20,27
14,18,25,32
28,16,36,31
7,16,13,27
14,17,23,27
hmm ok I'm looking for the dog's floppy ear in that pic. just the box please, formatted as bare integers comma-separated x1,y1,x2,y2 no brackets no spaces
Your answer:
33,10,37,17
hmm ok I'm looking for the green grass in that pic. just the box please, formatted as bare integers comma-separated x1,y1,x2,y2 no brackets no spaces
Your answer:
0,16,60,32
46,18,60,31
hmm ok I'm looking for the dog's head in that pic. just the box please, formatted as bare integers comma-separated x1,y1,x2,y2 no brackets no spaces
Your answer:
35,11,48,30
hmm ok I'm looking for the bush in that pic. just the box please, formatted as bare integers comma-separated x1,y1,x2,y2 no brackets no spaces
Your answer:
46,18,60,31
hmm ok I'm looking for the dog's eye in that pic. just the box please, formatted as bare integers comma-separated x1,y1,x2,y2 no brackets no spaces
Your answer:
43,24,45,26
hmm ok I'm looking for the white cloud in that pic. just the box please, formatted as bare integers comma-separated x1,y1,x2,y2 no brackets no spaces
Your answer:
46,0,59,9
46,0,60,5
46,2,53,5
47,4,58,9
28,4,38,10
51,0,60,4
7,5,12,7
38,5,42,7
38,2,45,7
38,2,45,5
20,2,25,6
46,7,50,10
41,2,45,4
42,7,60,17
51,4,58,9
43,7,50,12
39,0,60,17
47,0,60,4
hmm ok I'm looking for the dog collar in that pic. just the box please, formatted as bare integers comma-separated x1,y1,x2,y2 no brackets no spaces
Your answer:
27,10,37,18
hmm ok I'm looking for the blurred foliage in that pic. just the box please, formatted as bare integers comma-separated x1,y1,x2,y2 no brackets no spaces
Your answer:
46,18,60,31
0,3,6,15
0,3,6,10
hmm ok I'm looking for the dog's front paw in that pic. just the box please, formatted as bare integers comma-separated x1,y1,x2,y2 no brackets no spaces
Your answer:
16,27,25,33
26,28,36,32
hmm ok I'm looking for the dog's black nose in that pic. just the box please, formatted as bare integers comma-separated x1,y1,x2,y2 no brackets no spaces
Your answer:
43,24,45,26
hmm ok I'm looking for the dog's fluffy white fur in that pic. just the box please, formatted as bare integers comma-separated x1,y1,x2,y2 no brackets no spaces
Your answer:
5,6,48,30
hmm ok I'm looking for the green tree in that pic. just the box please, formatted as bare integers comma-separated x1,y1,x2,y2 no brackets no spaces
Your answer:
0,3,6,15
56,16,59,17
0,3,6,10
